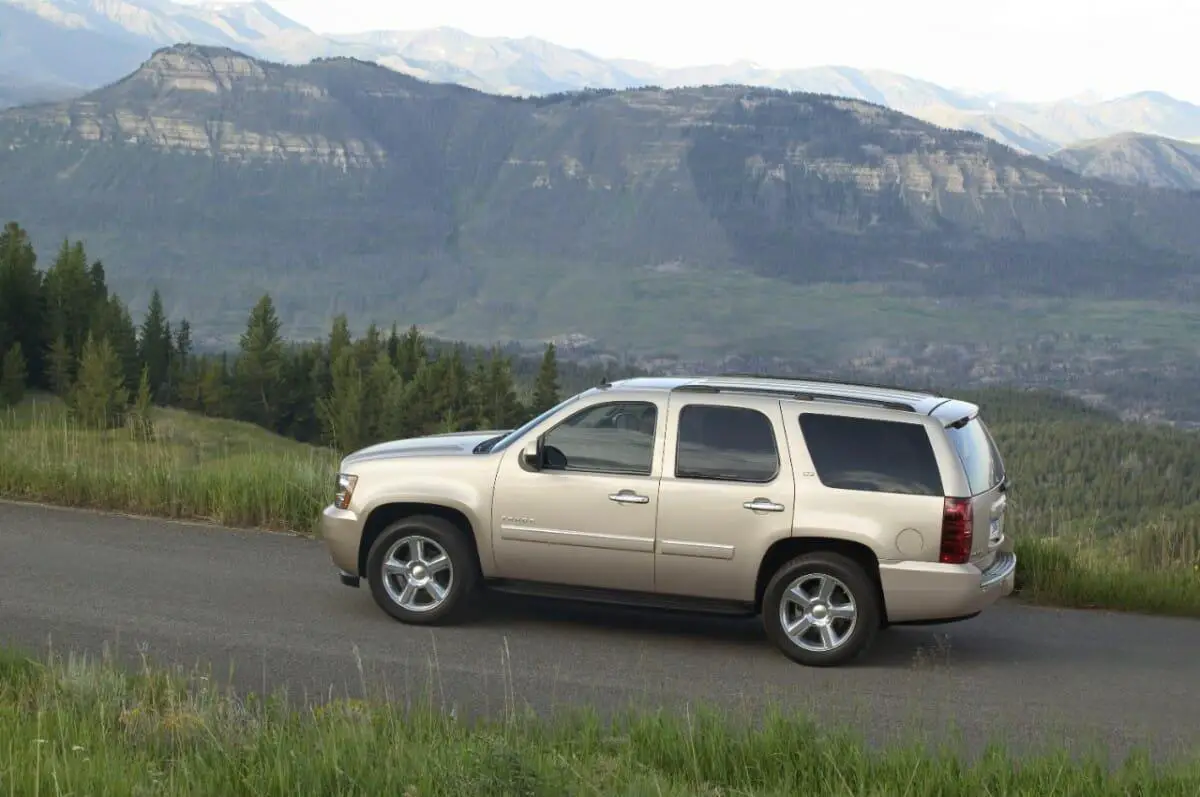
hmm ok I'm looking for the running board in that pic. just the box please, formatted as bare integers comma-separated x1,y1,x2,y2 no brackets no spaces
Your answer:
483,578,756,616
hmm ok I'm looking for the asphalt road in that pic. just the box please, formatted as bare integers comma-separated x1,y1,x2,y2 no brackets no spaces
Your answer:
3,500,1199,761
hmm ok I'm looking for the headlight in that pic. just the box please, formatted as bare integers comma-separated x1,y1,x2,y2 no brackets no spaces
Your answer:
334,473,358,510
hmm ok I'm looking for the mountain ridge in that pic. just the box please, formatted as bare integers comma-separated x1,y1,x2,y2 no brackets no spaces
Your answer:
3,0,1199,158
2,43,1198,360
1050,132,1200,191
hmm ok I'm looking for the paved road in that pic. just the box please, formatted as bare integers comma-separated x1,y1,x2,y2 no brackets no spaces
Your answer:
3,501,1199,761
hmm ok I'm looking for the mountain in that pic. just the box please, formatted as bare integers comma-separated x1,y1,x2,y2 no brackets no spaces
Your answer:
2,44,1199,358
1050,132,1200,191
3,0,1200,159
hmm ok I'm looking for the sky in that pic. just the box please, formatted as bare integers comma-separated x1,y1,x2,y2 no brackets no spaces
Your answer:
261,0,1197,103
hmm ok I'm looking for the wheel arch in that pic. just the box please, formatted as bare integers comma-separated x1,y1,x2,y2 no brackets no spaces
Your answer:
754,536,888,624
358,502,481,579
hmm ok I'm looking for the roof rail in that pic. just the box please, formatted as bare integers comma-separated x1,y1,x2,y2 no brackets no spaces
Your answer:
716,372,936,396
674,382,919,413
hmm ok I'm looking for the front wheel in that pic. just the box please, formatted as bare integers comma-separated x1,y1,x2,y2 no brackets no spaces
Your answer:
365,515,479,625
762,552,881,667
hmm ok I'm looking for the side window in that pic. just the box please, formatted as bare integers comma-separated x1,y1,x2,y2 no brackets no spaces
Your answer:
675,404,779,483
541,401,658,475
797,413,943,497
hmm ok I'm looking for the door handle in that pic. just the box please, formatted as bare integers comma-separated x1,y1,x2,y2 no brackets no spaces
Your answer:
609,490,650,505
743,498,785,513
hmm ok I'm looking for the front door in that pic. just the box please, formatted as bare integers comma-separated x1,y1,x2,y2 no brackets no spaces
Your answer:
653,395,795,603
491,398,664,593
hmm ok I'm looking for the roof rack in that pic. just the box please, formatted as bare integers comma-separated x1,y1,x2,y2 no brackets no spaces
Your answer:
674,382,919,413
716,372,936,396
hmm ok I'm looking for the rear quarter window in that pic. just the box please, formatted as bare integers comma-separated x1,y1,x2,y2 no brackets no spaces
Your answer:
797,413,944,497
944,416,1005,496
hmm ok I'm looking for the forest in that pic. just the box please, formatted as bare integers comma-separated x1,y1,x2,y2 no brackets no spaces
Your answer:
3,219,1199,564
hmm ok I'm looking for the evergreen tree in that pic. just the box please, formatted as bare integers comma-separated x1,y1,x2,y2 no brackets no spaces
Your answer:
363,348,398,441
235,294,284,430
531,342,561,414
70,333,128,429
474,348,524,429
42,239,96,365
138,289,172,402
0,342,27,407
47,334,74,396
394,324,427,383
197,359,230,417
0,222,46,388
317,347,364,453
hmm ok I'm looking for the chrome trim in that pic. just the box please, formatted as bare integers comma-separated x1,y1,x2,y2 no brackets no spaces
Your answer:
498,524,655,553
608,491,650,504
743,498,785,513
658,539,736,560
980,550,1017,590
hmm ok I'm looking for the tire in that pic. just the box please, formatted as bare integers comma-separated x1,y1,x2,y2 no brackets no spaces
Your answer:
762,551,881,667
365,515,479,625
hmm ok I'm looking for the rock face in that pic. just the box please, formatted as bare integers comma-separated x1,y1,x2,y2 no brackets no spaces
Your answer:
1,45,1198,349
1050,132,1200,192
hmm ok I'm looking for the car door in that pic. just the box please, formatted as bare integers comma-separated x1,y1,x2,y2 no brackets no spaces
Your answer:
490,398,665,593
653,395,795,603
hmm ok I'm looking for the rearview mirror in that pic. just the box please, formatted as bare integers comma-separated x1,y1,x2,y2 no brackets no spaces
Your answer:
521,439,541,470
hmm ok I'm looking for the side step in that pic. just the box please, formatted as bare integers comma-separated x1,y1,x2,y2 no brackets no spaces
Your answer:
338,570,360,588
483,578,756,617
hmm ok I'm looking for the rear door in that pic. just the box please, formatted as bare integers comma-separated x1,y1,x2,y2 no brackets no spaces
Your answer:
943,415,1008,570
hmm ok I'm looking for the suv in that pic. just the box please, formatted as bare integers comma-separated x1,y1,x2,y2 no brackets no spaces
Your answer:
320,375,1015,667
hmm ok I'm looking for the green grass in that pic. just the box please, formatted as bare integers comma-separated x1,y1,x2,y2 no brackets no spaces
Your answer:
2,394,1200,617
2,644,1199,796
0,395,336,533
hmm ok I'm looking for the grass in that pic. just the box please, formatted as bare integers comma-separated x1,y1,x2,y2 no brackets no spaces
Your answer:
2,394,1200,617
0,395,335,533
2,644,1200,795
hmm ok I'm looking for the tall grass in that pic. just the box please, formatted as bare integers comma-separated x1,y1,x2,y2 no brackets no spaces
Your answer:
0,397,336,533
2,396,1199,617
2,644,1198,796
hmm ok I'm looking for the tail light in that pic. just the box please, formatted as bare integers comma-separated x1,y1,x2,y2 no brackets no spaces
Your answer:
939,497,974,564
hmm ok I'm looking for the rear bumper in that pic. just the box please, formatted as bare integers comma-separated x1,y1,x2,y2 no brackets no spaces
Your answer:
321,505,364,580
879,550,1017,624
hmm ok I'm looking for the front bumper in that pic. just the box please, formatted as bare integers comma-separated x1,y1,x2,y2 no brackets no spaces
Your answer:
321,504,364,583
879,550,1017,624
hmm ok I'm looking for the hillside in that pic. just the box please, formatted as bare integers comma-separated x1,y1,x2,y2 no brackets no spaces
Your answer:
2,45,1200,361
1050,132,1200,191
3,0,1200,158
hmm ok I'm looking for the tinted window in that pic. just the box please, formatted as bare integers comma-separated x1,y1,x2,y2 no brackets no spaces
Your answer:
675,405,779,483
798,414,943,496
944,416,1005,496
542,401,657,475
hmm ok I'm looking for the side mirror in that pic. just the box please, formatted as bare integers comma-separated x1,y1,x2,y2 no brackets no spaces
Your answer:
521,439,541,470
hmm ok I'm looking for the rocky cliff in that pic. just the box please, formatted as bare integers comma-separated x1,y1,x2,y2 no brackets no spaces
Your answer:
1,45,1198,351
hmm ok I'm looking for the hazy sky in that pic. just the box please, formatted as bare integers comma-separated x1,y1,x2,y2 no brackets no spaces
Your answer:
263,0,1196,102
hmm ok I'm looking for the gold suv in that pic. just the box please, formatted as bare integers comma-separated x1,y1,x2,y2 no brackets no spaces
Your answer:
321,375,1016,667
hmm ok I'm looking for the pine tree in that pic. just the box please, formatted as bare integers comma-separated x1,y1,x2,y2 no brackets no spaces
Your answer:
363,348,398,441
531,342,561,414
42,239,96,364
0,342,27,407
235,294,284,430
70,334,129,429
0,222,46,388
317,348,364,453
394,324,427,383
47,334,74,396
138,289,172,402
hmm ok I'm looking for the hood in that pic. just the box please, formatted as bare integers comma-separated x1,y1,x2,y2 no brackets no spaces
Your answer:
340,429,511,468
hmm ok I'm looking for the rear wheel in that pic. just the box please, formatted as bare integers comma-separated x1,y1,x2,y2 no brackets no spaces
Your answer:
366,515,479,625
762,551,881,667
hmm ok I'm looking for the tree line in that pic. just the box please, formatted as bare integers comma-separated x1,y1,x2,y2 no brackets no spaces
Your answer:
0,221,640,453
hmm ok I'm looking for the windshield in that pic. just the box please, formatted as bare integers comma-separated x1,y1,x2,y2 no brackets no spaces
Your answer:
484,393,584,454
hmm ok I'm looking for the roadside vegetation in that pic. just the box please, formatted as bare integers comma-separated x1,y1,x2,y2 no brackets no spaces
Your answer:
2,644,1198,796
2,221,1199,617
